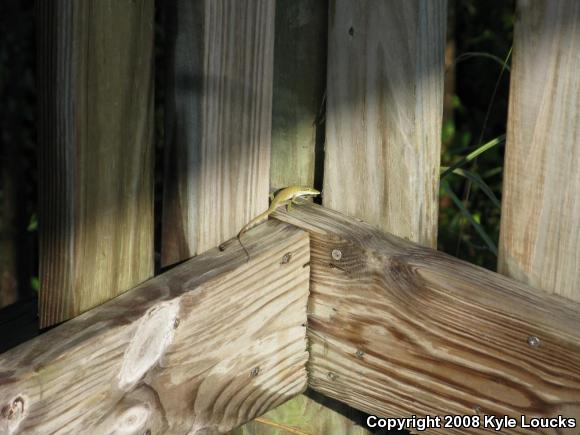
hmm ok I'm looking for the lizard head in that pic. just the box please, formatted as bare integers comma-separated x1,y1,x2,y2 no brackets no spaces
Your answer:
297,187,320,197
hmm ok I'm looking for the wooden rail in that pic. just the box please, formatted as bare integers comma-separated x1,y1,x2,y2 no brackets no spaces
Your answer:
0,221,309,434
275,205,580,434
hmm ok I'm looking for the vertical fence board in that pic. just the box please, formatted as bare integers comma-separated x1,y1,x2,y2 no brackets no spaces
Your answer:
238,1,368,434
324,0,446,248
161,0,275,267
498,0,580,301
269,0,327,190
38,0,154,327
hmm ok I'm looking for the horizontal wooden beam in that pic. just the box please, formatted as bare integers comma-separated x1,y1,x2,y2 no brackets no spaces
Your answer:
0,221,310,434
274,204,580,432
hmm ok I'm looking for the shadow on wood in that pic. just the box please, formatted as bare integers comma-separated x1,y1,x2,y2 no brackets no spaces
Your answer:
0,221,309,434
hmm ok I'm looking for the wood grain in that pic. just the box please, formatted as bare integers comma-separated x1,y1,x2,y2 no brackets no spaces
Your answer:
324,0,447,247
0,221,310,434
37,0,154,327
269,0,327,190
275,204,580,434
250,1,367,433
161,0,275,266
498,0,580,301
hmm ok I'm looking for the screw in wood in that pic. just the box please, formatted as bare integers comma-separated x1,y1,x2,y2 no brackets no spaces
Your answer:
331,249,342,261
281,252,292,264
355,349,364,359
527,335,541,348
327,371,337,381
250,367,260,377
173,318,180,329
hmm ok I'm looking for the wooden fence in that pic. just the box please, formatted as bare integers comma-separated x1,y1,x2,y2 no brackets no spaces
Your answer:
1,0,579,434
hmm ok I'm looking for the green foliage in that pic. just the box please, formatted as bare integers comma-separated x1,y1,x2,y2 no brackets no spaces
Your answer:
438,0,515,270
0,0,38,299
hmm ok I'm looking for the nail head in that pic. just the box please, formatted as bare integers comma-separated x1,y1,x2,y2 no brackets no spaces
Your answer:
527,335,540,348
331,249,342,261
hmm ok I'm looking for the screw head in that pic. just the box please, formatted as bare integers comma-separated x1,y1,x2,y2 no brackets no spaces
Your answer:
281,252,292,264
250,367,260,377
331,249,342,261
527,336,541,348
355,349,364,359
327,371,337,381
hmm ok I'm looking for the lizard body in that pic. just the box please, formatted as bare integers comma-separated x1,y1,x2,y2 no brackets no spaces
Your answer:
236,186,320,261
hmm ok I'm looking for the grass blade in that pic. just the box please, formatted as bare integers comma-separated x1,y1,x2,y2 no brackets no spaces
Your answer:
440,179,498,256
440,166,500,208
451,51,511,71
440,134,505,179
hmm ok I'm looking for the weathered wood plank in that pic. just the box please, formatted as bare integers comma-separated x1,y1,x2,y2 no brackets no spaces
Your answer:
275,204,580,434
324,0,447,247
498,0,580,301
269,0,327,190
37,0,155,327
161,0,275,266
0,221,309,434
249,1,366,433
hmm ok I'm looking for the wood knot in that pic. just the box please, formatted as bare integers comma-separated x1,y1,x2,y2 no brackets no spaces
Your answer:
1,397,24,420
1,395,27,433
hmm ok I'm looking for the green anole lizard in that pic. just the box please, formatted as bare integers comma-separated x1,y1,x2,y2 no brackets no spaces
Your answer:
225,186,320,261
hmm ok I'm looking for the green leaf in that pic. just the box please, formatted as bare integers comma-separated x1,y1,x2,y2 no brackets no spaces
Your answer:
442,120,456,143
440,166,501,208
441,180,498,256
31,276,39,292
27,213,38,232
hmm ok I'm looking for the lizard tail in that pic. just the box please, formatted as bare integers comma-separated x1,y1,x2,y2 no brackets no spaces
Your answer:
238,234,250,262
